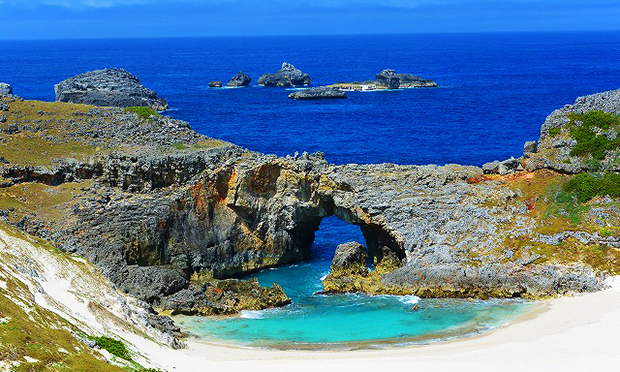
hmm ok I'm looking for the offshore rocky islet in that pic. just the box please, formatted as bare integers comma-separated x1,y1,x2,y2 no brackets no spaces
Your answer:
0,70,619,340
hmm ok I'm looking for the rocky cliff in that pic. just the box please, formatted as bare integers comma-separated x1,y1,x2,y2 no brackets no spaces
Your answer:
258,62,312,87
1,87,619,327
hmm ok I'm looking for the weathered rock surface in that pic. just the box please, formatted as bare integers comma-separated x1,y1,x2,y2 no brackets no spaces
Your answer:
330,242,368,275
208,81,223,88
288,87,348,100
2,87,620,322
258,62,312,87
158,277,290,316
527,88,620,173
0,83,12,96
55,68,168,111
227,71,251,87
397,73,438,88
376,69,400,89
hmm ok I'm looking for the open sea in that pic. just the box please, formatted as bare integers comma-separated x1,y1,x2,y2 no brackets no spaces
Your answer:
1,31,619,347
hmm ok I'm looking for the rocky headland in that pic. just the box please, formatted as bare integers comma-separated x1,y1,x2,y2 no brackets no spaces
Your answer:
55,68,169,111
288,87,348,100
258,62,312,87
2,73,620,344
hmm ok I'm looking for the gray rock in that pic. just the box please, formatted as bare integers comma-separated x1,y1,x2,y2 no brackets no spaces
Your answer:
55,68,168,111
227,72,251,87
208,81,223,88
523,140,538,158
331,242,367,272
288,87,348,100
0,115,5,123
397,73,438,88
0,83,12,96
376,69,400,89
258,62,312,87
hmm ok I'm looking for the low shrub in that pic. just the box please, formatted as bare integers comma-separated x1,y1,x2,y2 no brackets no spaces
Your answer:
124,106,157,121
90,336,132,360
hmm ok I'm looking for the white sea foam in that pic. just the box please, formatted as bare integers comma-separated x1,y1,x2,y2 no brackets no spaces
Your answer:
319,271,329,281
398,295,421,305
239,310,266,319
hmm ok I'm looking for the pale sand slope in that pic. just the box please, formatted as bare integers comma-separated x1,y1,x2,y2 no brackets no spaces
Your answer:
1,224,619,372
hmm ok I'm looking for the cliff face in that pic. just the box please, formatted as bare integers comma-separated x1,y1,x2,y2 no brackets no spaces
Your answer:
1,88,619,318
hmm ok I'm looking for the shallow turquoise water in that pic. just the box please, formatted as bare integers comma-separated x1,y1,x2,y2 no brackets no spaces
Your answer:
175,218,536,348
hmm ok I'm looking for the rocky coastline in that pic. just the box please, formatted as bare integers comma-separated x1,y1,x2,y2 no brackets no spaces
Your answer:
1,73,620,340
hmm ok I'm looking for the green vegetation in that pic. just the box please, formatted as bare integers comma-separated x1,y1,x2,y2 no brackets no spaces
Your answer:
88,336,132,361
562,172,620,203
548,127,561,137
124,106,158,120
567,111,620,160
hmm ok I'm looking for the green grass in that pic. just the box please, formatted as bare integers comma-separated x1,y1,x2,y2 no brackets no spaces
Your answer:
124,106,158,121
567,111,620,160
89,336,132,361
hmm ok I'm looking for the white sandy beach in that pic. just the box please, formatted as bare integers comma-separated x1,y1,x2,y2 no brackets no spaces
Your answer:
139,277,620,372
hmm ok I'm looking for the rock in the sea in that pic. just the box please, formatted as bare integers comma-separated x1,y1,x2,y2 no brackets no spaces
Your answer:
208,81,223,88
376,69,400,89
397,73,438,88
258,62,312,87
288,87,348,100
54,68,168,111
0,83,12,96
227,72,251,87
330,242,368,276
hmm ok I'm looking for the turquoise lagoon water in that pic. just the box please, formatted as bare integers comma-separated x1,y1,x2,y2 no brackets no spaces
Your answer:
175,218,536,348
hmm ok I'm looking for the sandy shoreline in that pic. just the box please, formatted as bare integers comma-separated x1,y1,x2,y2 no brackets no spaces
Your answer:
137,277,620,371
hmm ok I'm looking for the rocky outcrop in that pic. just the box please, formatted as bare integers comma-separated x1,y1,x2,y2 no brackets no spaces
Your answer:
288,87,348,100
376,69,400,89
227,72,251,87
55,68,168,111
208,81,223,88
157,277,290,316
330,242,368,275
527,89,620,173
258,62,312,87
0,83,12,96
397,73,438,88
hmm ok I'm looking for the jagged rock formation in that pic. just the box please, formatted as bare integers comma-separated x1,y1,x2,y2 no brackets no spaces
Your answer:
376,69,400,89
208,81,223,88
55,68,168,111
227,71,251,87
1,88,619,322
288,87,348,100
258,62,312,87
330,242,368,275
0,83,12,96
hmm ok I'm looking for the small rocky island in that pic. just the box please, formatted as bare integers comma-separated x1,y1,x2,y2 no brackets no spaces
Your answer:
288,87,348,100
227,71,251,87
55,68,169,111
258,62,312,87
328,69,438,91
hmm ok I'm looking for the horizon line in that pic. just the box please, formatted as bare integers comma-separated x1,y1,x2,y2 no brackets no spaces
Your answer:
1,28,619,42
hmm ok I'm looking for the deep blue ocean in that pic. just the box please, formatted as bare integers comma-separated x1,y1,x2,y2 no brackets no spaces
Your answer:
1,31,618,346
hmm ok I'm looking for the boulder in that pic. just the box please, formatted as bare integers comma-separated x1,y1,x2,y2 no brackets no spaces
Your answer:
54,68,168,111
0,83,12,96
330,242,368,276
483,157,521,175
208,81,223,88
376,69,400,89
523,140,538,158
288,87,348,100
227,72,251,87
258,62,312,87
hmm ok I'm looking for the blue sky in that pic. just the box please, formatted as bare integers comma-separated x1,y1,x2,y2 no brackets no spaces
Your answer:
0,0,619,40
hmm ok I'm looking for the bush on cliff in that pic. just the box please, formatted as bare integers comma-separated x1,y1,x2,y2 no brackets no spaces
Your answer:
567,111,620,160
562,172,620,203
124,106,158,121
90,336,132,360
